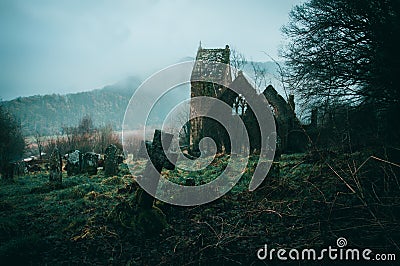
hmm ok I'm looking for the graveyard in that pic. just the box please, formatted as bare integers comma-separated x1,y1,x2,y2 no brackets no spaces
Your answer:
1,0,400,264
1,142,399,264
1,44,399,265
1,43,399,264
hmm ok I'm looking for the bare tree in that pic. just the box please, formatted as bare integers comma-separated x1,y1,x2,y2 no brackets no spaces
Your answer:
34,131,45,160
78,115,94,134
61,125,77,152
282,0,400,107
230,49,247,79
251,61,267,92
95,124,120,154
61,115,96,153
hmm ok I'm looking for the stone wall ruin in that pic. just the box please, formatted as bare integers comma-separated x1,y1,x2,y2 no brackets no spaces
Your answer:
188,44,303,154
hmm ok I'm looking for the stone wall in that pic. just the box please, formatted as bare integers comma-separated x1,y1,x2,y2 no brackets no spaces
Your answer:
189,45,301,154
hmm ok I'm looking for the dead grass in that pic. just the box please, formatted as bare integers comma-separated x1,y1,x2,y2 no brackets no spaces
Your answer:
0,153,399,265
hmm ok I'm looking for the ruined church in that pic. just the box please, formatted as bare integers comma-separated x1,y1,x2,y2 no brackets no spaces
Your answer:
188,44,304,154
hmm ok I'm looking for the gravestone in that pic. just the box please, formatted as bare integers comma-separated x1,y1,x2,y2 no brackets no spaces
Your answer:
134,130,178,235
49,148,62,184
66,150,81,176
137,130,178,209
82,152,99,175
104,144,118,177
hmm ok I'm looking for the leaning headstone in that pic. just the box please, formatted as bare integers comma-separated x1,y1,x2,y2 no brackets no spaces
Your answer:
109,131,179,236
137,130,177,206
104,144,118,177
49,148,62,185
66,150,81,176
135,130,178,235
82,152,99,175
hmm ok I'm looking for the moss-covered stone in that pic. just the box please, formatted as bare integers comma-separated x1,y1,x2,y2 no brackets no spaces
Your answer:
134,206,167,236
109,199,167,236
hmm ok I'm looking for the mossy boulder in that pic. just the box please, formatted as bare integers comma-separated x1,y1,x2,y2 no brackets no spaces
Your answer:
134,206,167,236
109,201,167,236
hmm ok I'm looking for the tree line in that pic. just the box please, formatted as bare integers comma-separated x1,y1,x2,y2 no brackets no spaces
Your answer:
0,109,121,179
282,0,400,148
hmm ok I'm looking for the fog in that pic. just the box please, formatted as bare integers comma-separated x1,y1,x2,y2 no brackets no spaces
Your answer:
0,0,302,100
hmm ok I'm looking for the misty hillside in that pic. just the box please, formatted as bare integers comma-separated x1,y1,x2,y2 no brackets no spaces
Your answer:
2,76,142,136
3,61,278,136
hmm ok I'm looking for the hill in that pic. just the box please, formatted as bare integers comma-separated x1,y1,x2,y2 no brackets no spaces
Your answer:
2,61,280,136
2,76,142,136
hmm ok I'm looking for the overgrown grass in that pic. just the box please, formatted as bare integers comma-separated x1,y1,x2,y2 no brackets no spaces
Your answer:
0,154,399,265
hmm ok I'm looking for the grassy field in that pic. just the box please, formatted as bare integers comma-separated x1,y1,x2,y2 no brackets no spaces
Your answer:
1,152,399,265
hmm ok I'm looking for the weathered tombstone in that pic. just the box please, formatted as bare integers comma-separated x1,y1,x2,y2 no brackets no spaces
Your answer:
104,144,118,177
137,130,177,207
82,152,99,175
49,148,62,185
134,130,178,234
66,150,81,176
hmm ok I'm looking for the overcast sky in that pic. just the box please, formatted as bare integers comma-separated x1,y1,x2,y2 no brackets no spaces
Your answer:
0,0,302,100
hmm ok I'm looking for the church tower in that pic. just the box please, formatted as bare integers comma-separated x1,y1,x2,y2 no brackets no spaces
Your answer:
189,44,232,152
